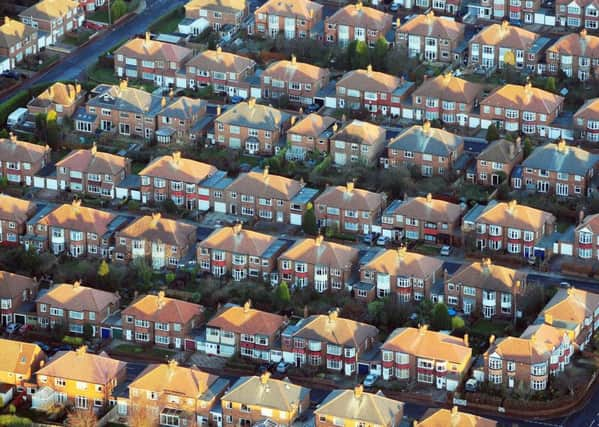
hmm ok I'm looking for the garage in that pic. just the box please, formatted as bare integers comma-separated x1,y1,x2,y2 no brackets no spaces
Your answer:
214,202,227,213
290,213,302,226
46,178,58,190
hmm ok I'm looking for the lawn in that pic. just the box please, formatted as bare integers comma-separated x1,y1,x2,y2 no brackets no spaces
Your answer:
113,343,175,359
87,0,140,23
411,243,440,256
149,7,184,34
470,319,511,337
63,29,94,46
87,62,119,84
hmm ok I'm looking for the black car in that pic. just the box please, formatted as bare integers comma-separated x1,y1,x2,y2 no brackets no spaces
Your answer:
1,70,23,79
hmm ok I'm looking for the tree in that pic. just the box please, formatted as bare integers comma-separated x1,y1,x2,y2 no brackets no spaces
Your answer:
275,281,291,307
486,123,500,142
431,303,452,331
66,408,97,427
97,260,110,278
110,0,128,21
302,202,318,235
161,199,178,214
370,37,389,70
45,110,60,150
523,137,534,158
83,323,94,340
545,76,557,92
133,258,154,289
414,299,434,325
349,40,370,70
129,404,159,427
165,271,176,285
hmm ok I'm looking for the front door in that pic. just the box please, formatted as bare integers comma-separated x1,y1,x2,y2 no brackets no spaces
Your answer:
276,211,284,223
125,329,132,341
492,174,500,185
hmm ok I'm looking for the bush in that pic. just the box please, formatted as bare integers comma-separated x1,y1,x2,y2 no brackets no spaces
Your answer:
62,336,84,346
452,316,466,331
0,414,31,426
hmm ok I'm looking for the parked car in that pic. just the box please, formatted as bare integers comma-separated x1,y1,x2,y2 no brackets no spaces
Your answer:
6,107,28,128
1,70,24,79
305,103,320,113
465,378,478,392
390,2,400,11
276,361,288,374
440,245,452,256
376,236,390,246
18,324,32,334
33,341,51,352
10,390,29,409
559,281,571,288
230,95,243,104
83,20,104,31
363,373,379,387
5,323,22,334
363,232,378,245
51,344,73,353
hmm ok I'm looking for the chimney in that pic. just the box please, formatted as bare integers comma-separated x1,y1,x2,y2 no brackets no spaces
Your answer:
290,116,297,126
356,0,363,11
444,71,452,82
557,139,567,153
481,257,492,273
161,96,167,108
366,64,372,75
9,132,16,142
76,345,87,356
291,54,297,65
151,212,162,226
172,151,181,164
243,300,251,312
443,268,448,282
216,105,222,115
73,280,81,289
426,193,432,204
248,98,256,109
232,222,243,235
71,199,82,212
419,324,429,335
515,136,522,153
328,308,339,323
4,17,10,26
145,31,151,44
119,79,128,90
581,28,588,39
260,371,271,384
524,81,532,101
75,83,81,94
315,234,324,246
341,113,347,123
579,209,585,224
422,120,431,135
463,334,469,347
216,45,222,58
332,122,338,133
530,333,537,343
397,246,407,260
426,10,434,22
396,18,400,28
263,165,269,178
354,385,364,399
489,334,496,345
507,199,517,214
169,88,174,100
168,358,178,371
544,313,553,325
157,290,166,309
450,406,459,427
90,142,97,156
346,181,354,193
501,19,509,33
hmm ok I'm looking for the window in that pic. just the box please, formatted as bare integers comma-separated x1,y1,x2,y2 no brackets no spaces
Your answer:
489,358,502,370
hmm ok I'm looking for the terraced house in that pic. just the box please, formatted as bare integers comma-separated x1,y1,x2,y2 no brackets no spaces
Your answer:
0,270,38,326
0,194,37,246
33,347,126,411
329,120,386,166
555,0,599,29
471,200,556,258
380,194,462,244
36,281,120,336
396,13,465,63
410,72,483,126
468,21,548,71
214,98,290,155
185,47,256,97
0,134,50,186
184,0,248,31
205,301,287,359
386,122,464,176
22,200,130,256
358,247,444,302
281,309,378,375
512,140,599,196
27,82,85,122
480,83,564,136
574,212,599,259
471,138,523,186
314,182,386,235
445,258,527,319
222,167,318,225
286,114,337,160
127,360,229,427
76,81,166,139
574,97,599,142
480,0,541,23
114,34,193,88
335,65,414,116
222,373,310,426
261,55,329,105
0,17,38,70
55,144,130,198
197,223,288,282
114,213,197,269
0,339,45,388
19,0,84,46
156,96,208,144
381,326,472,391
324,1,393,47
254,0,323,39
546,30,599,80
278,235,359,292
138,151,219,209
121,291,203,349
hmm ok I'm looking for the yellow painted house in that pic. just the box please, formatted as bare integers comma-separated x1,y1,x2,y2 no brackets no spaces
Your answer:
0,339,46,388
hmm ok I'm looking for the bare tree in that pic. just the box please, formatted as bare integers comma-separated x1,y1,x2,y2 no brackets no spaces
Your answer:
128,404,159,427
66,408,97,427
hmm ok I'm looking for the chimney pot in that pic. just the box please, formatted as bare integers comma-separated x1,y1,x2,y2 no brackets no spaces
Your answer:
243,300,251,312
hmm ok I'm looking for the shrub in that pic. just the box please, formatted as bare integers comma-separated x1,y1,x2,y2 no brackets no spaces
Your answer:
62,336,84,346
451,316,466,331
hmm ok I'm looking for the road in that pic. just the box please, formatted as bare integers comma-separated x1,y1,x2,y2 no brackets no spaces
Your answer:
0,0,186,103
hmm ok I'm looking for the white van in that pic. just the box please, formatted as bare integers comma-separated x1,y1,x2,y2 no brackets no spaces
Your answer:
6,107,28,128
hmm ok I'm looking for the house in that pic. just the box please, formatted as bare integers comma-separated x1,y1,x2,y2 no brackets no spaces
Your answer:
546,29,599,81
156,96,208,144
479,83,564,136
281,309,379,375
574,98,599,142
314,386,403,427
468,21,546,71
221,167,318,225
329,120,386,166
416,407,497,427
359,247,444,302
55,144,131,198
0,194,37,246
19,0,84,46
114,34,194,88
34,347,126,410
214,98,289,155
36,281,120,336
0,271,38,326
555,0,599,28
480,0,541,23
197,223,287,282
381,325,472,391
184,47,256,97
0,339,45,388
0,17,37,70
539,287,599,351
121,291,203,349
21,199,126,257
205,300,286,359
114,213,197,269
261,55,330,105
278,235,359,292
574,212,599,259
512,140,599,197
471,138,523,186
386,122,464,176
324,2,393,47
471,200,556,258
286,114,337,160
183,0,247,31
335,66,414,116
27,82,85,122
314,182,386,235
381,194,462,244
254,0,323,39
445,258,527,319
396,13,465,63
410,72,483,125
0,134,51,186
75,81,165,139
222,373,310,426
138,151,219,209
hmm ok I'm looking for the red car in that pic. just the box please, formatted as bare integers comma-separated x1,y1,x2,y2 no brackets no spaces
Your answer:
11,390,29,409
84,21,105,31
18,324,32,334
